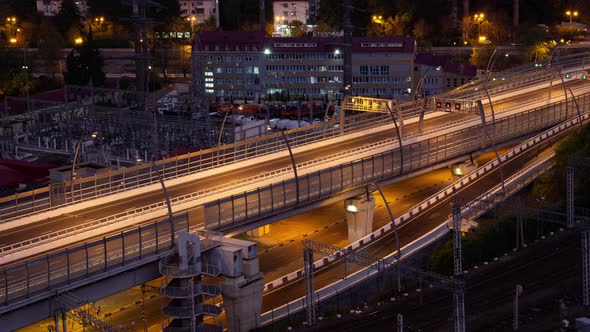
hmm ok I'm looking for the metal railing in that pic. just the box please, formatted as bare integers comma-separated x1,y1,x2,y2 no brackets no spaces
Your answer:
259,129,563,327
160,280,221,298
0,214,190,312
159,261,221,278
4,57,587,222
161,303,222,318
2,90,588,261
204,92,590,232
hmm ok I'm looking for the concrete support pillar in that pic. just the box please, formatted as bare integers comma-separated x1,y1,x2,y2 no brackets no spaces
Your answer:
247,225,270,238
53,311,60,332
61,310,67,332
222,272,265,332
345,194,375,242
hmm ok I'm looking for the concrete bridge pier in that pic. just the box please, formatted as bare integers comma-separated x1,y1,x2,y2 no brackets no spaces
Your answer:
246,224,270,238
451,159,478,177
345,193,375,242
209,238,264,332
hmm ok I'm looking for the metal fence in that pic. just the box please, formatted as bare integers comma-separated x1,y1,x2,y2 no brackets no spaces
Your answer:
0,111,396,222
204,92,590,232
0,214,190,311
3,55,588,222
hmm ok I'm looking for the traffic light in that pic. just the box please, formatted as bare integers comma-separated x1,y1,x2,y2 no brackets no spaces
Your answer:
436,101,443,109
454,103,461,111
582,73,587,80
445,102,452,112
565,73,571,79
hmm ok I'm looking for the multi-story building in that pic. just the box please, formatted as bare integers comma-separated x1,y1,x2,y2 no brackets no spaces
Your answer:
192,31,416,102
308,0,320,24
179,0,217,27
414,53,477,97
193,31,266,103
272,0,309,36
36,0,88,17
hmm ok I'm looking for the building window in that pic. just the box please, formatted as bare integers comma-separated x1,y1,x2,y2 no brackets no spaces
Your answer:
370,65,379,76
380,66,389,75
360,66,368,75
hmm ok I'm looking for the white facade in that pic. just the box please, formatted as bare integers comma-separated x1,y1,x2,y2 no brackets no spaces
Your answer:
36,0,88,17
272,1,309,36
179,0,217,27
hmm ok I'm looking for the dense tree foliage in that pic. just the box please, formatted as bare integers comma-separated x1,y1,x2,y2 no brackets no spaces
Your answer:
64,29,105,86
533,124,590,209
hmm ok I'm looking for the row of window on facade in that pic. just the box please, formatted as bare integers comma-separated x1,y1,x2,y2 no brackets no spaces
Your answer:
207,67,260,74
209,76,411,85
207,56,259,63
204,89,256,96
203,45,259,52
264,54,343,60
265,65,342,72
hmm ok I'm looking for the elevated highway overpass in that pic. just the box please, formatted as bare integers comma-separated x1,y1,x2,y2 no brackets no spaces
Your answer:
1,54,590,330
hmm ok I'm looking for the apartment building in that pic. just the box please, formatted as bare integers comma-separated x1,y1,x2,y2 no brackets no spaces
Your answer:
192,31,416,102
414,53,477,97
36,0,88,17
272,0,309,36
179,0,217,27
193,31,266,103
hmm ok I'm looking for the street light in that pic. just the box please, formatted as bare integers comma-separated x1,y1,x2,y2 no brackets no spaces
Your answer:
75,37,83,45
371,15,384,25
565,10,579,25
474,13,485,40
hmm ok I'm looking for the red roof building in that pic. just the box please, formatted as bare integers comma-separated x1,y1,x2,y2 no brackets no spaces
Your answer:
193,32,416,102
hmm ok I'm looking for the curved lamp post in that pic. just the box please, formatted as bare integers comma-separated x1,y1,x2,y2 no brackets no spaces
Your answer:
415,66,441,134
216,105,239,164
568,87,583,128
281,129,300,207
476,100,505,193
385,100,404,175
372,182,401,291
151,160,175,238
483,48,498,124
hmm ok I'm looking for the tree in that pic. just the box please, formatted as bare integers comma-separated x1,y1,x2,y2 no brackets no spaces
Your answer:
152,0,181,24
87,0,124,21
55,0,82,41
0,47,22,92
64,29,105,86
533,124,590,209
290,20,307,37
4,72,36,97
37,20,65,79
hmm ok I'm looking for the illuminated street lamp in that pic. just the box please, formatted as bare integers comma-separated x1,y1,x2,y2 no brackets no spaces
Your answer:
9,38,17,44
474,13,485,39
371,15,384,25
75,37,83,45
565,10,579,24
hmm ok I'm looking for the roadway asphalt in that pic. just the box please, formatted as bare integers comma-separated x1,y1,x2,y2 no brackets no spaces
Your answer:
14,158,466,331
259,134,560,313
2,79,585,267
8,80,588,330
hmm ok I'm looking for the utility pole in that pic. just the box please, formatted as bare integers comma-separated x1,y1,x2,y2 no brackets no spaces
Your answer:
303,247,316,326
342,0,353,99
513,0,519,28
259,0,265,31
513,284,523,330
452,203,466,332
